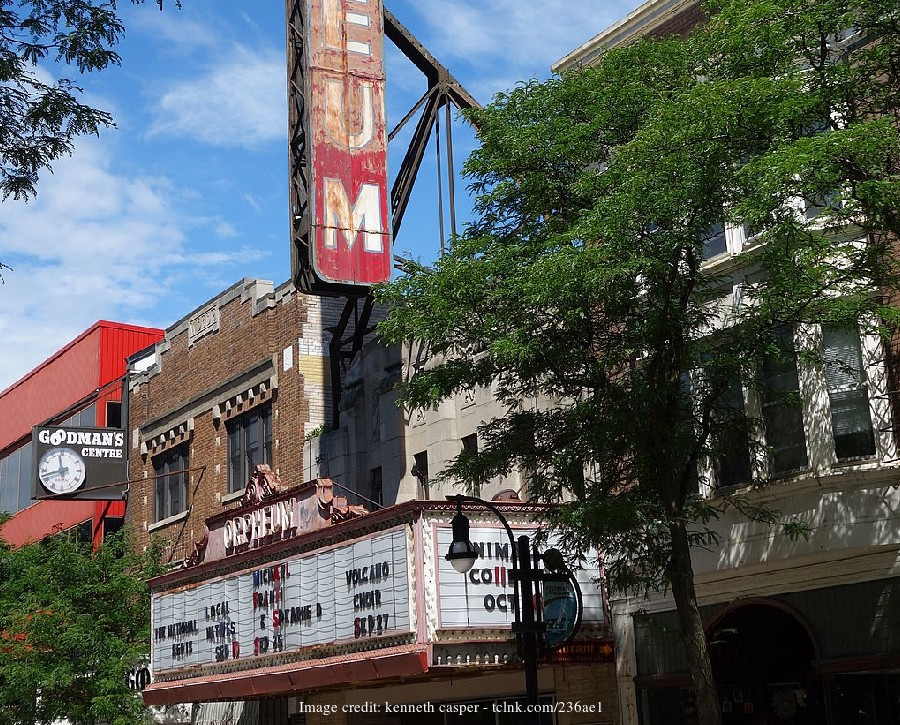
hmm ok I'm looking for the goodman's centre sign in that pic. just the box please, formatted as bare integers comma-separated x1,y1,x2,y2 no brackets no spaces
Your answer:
32,425,128,500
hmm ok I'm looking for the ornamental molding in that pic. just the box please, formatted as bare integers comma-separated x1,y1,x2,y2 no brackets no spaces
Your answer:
138,356,277,455
142,418,194,457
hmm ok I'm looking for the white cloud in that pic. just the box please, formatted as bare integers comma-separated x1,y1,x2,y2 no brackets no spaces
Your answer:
398,0,634,92
0,138,267,389
124,6,222,51
147,45,286,148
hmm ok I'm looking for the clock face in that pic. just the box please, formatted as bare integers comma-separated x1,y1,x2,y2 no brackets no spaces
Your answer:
38,447,86,495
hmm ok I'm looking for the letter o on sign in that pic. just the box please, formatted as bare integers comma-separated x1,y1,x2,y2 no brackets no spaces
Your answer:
128,666,151,691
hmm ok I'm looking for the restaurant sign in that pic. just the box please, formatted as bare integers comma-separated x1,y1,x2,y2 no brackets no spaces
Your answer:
151,528,411,673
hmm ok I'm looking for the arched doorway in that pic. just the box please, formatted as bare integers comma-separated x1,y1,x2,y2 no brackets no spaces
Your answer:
706,601,826,724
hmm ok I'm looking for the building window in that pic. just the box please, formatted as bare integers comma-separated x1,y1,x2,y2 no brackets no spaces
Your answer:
0,441,33,515
702,222,727,260
804,189,841,220
412,451,429,499
103,516,124,540
106,401,122,428
762,328,809,475
61,403,96,428
154,444,189,522
68,519,93,546
370,467,383,507
714,379,751,488
461,434,480,497
227,404,272,493
822,326,875,460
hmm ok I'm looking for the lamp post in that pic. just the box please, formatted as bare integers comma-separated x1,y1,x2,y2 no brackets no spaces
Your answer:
445,494,542,725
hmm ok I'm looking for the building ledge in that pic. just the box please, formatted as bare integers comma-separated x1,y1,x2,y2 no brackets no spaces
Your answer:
148,510,189,533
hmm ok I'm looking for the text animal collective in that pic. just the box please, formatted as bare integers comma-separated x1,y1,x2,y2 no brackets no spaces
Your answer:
435,524,606,629
151,529,411,671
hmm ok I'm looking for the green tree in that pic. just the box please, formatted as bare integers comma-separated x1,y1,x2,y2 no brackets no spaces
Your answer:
0,528,163,725
378,1,900,722
0,0,176,202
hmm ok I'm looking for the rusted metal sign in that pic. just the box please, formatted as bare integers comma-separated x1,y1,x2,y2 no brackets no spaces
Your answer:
307,0,392,286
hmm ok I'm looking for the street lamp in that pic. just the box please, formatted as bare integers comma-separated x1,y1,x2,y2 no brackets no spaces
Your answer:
445,502,480,573
445,494,542,724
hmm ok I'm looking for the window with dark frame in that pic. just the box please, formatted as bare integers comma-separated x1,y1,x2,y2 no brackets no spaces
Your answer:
227,403,273,494
69,519,93,546
0,441,34,515
370,466,383,507
153,443,189,522
413,450,429,499
462,434,478,455
702,222,728,260
461,434,480,497
105,400,122,428
103,516,125,541
61,403,96,428
762,328,809,475
715,377,752,488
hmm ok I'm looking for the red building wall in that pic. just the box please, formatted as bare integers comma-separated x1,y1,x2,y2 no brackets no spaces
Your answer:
0,320,163,548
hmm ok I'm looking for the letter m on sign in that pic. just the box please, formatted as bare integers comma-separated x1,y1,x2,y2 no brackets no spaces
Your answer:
311,171,392,285
324,178,383,253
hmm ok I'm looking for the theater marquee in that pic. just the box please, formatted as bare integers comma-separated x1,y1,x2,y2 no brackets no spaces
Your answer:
434,525,606,630
143,501,612,705
151,528,412,673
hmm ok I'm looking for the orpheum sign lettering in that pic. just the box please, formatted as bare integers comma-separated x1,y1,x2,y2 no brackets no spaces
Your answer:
223,499,295,549
308,0,391,285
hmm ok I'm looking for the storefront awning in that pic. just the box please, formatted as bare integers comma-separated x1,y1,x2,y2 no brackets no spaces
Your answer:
143,645,429,706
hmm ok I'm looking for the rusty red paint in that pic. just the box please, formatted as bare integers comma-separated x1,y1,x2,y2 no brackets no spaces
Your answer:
308,0,392,285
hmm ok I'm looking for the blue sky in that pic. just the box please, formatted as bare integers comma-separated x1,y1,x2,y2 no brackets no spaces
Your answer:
0,0,635,390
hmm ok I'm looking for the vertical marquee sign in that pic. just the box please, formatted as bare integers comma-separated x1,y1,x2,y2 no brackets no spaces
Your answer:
301,0,392,287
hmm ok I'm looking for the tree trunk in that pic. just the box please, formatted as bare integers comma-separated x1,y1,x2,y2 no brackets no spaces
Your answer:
669,519,721,725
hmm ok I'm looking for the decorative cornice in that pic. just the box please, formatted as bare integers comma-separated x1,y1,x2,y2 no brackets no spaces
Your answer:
552,0,699,73
138,356,276,455
142,418,194,457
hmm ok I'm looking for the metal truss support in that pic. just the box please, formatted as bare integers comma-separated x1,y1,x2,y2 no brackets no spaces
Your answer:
287,2,480,428
384,7,481,237
327,295,376,430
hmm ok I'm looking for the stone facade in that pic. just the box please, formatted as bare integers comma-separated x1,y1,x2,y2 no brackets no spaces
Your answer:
554,3,900,723
303,342,532,507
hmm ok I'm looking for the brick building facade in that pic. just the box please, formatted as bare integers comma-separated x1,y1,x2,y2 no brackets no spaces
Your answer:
129,277,620,723
126,279,361,563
